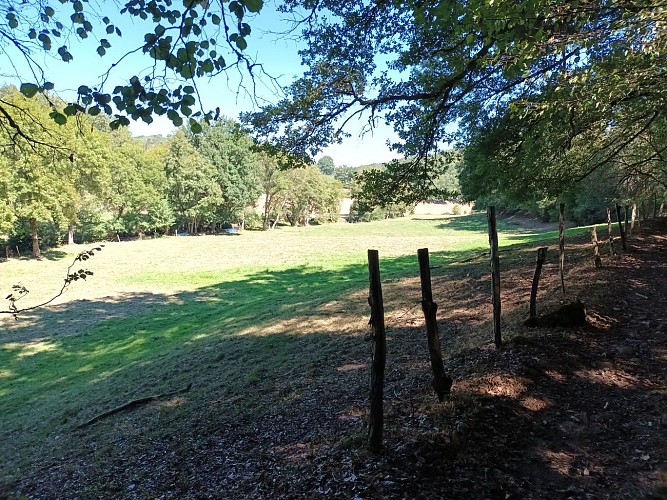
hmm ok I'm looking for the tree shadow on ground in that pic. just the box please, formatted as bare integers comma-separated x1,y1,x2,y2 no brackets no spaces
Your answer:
5,227,662,498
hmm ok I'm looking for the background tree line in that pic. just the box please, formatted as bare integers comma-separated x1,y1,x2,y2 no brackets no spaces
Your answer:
0,86,344,258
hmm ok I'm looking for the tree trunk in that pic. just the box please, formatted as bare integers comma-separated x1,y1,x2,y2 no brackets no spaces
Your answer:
616,205,628,252
530,247,548,318
30,218,41,259
418,248,453,401
630,203,637,234
263,193,272,230
67,224,75,245
607,208,615,256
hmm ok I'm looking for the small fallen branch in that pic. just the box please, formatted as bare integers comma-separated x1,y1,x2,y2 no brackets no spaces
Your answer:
78,382,193,429
2,246,103,319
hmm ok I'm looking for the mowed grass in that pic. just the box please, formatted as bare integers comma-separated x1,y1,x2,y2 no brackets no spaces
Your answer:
0,213,590,486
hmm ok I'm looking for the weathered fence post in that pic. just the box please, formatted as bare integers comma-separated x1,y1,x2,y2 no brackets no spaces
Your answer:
367,249,386,452
616,205,628,252
559,203,566,294
418,248,453,401
607,208,616,256
487,206,502,348
529,247,548,319
592,227,602,268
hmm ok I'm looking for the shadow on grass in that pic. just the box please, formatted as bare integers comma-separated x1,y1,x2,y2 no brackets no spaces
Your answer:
2,223,664,498
0,224,578,416
41,250,69,261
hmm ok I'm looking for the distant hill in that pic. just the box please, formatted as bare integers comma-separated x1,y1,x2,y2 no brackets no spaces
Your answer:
134,134,170,149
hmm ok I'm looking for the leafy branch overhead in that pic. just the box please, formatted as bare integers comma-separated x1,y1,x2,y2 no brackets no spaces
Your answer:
245,1,667,204
2,246,103,319
4,0,264,132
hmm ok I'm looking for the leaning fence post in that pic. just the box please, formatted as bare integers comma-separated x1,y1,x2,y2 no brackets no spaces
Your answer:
592,227,602,268
529,247,548,319
616,205,628,252
487,206,502,348
367,249,386,452
559,203,566,294
418,248,453,401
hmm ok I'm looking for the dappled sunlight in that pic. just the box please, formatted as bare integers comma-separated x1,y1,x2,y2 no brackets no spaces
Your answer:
539,449,575,476
577,368,640,389
0,368,14,379
544,370,568,383
337,363,367,372
2,340,59,359
456,374,528,398
336,406,365,423
90,367,132,385
157,396,188,408
520,396,552,412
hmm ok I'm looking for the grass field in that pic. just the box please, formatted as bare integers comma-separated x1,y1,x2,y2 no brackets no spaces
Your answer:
0,213,592,491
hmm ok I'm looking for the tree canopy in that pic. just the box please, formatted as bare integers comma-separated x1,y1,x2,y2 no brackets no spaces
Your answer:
246,1,667,205
0,0,265,141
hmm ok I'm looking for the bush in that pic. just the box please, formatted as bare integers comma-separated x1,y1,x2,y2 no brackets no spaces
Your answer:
8,219,63,253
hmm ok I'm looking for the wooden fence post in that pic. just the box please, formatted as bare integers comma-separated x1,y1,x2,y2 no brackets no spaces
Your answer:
418,248,453,401
607,208,615,256
529,247,548,319
367,249,386,452
559,203,565,294
592,227,602,268
616,205,628,252
487,206,502,348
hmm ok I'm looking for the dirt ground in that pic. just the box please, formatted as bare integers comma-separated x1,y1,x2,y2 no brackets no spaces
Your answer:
8,218,667,499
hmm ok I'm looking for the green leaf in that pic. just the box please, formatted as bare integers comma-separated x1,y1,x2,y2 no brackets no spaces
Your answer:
242,0,263,13
63,104,79,116
189,119,202,134
38,33,52,50
235,36,248,51
229,1,244,20
19,83,39,98
180,64,194,79
167,109,183,126
49,111,67,125
6,13,18,29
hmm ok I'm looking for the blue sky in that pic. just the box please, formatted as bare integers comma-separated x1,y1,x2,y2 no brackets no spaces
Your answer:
0,2,400,167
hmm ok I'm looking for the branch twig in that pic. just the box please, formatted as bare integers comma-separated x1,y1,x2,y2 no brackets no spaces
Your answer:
78,383,193,429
